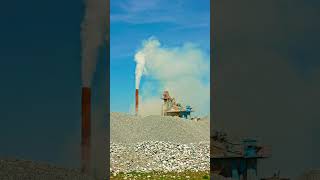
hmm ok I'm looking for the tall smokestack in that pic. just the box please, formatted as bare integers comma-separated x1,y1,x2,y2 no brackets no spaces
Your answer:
81,87,91,174
135,89,139,115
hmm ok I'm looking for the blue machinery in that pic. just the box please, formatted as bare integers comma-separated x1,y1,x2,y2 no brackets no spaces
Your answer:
179,105,192,119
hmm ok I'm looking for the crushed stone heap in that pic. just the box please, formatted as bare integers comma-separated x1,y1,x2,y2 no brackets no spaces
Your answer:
110,112,210,175
111,112,210,144
111,141,209,174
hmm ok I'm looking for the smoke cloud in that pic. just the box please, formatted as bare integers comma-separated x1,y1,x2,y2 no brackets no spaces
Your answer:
81,0,107,87
134,51,146,89
133,37,210,117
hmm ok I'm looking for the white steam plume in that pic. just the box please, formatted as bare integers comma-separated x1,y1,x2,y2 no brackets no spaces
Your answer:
134,51,146,89
132,37,210,117
81,0,107,87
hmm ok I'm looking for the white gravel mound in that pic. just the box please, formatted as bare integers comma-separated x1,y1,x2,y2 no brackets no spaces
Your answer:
110,112,210,174
111,141,209,174
111,112,210,144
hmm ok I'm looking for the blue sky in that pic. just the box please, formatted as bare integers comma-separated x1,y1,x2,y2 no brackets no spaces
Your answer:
110,0,210,112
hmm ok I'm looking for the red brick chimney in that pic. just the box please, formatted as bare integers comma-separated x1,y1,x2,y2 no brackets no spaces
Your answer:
81,87,91,174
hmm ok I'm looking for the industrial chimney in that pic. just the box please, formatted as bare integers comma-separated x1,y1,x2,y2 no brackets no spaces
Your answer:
135,89,139,115
81,87,91,174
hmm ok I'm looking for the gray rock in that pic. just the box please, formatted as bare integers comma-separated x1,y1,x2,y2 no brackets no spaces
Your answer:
110,141,210,175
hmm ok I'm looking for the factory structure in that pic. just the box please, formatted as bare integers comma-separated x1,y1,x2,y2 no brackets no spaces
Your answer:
161,91,193,118
210,131,282,180
210,124,292,179
134,89,194,119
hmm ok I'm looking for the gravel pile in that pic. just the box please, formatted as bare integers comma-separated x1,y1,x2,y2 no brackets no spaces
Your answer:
0,159,95,180
110,141,209,174
110,112,210,175
111,112,209,144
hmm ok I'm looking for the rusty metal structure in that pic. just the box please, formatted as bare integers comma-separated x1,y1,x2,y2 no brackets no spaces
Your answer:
161,90,193,119
81,87,91,174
